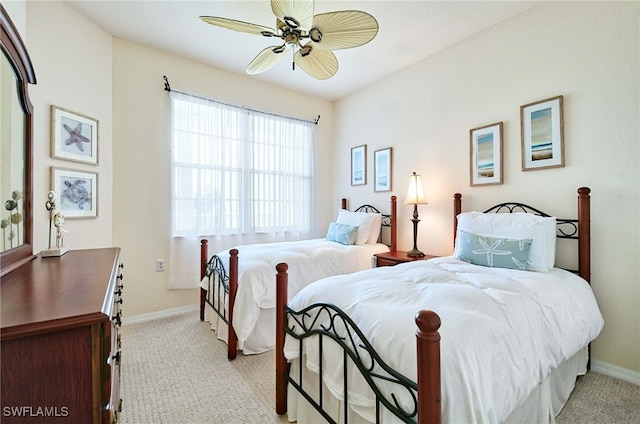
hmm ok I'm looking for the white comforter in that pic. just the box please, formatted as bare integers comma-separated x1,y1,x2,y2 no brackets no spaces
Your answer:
201,238,389,352
284,256,604,423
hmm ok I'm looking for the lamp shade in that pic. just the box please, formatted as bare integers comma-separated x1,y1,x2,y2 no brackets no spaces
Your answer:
404,172,427,205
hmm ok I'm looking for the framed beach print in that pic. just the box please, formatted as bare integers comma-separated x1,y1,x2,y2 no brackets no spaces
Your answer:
51,167,98,219
51,105,99,165
470,122,503,186
520,95,564,171
374,147,392,192
351,144,367,186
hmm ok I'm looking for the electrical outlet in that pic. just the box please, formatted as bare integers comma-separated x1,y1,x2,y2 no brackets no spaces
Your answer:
156,259,165,272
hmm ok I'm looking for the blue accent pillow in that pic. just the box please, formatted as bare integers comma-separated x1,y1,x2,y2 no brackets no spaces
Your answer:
326,222,359,245
455,230,533,270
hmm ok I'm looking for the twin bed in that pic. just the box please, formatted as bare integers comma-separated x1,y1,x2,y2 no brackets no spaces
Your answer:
274,187,604,423
199,196,398,359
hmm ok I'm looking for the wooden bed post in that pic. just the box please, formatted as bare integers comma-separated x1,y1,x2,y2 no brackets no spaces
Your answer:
390,195,398,252
415,310,442,424
275,262,289,415
453,193,462,245
341,198,347,210
577,187,591,284
200,239,208,321
228,249,239,360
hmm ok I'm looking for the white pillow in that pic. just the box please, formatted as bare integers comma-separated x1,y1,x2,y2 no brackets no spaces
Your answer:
336,209,379,245
366,213,383,244
455,211,556,272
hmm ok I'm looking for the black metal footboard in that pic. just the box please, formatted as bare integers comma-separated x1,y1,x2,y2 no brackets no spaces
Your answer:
203,254,231,325
284,303,419,423
200,244,240,360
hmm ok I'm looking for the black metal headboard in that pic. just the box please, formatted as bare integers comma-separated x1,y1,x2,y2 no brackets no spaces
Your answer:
354,204,392,228
482,202,579,241
349,196,398,251
453,188,591,283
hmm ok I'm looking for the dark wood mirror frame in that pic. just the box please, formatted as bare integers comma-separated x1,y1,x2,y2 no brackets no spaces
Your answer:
1,4,37,277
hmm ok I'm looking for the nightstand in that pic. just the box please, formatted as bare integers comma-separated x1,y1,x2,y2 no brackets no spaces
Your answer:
374,251,438,267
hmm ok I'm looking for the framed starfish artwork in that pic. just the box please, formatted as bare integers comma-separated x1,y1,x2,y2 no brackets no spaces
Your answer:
51,105,99,165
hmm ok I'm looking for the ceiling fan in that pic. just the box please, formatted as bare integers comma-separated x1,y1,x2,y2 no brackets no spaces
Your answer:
200,0,379,80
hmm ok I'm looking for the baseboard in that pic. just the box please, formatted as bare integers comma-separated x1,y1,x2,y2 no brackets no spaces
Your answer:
591,359,640,386
123,303,199,326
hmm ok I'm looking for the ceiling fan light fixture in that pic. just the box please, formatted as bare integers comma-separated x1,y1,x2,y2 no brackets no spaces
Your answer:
300,44,313,57
283,16,300,29
309,27,322,43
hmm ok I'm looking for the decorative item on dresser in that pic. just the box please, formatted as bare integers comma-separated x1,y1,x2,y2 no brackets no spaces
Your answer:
1,248,124,424
42,190,69,257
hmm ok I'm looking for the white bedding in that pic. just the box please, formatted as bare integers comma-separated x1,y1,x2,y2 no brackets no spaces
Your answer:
200,238,389,354
284,256,604,423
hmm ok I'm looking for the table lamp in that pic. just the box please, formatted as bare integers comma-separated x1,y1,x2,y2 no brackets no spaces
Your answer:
404,172,427,257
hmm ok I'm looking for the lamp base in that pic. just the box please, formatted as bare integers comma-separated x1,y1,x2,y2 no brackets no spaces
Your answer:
41,246,69,257
406,248,425,258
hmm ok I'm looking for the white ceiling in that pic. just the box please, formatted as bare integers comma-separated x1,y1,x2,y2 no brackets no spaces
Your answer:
66,0,539,101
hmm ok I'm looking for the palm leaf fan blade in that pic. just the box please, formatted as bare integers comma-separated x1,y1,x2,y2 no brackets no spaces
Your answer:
200,16,276,36
294,48,338,80
271,0,314,31
246,45,290,75
310,11,379,51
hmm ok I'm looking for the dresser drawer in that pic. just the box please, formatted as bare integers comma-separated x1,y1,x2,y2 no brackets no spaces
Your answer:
103,262,124,424
376,256,400,267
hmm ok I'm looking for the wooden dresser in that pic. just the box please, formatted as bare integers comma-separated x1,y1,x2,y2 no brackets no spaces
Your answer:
1,248,123,424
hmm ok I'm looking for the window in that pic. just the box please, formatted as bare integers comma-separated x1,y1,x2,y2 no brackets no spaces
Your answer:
170,91,315,237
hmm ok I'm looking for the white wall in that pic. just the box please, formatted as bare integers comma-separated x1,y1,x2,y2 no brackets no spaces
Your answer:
333,2,639,373
21,0,334,316
111,39,334,315
27,1,113,252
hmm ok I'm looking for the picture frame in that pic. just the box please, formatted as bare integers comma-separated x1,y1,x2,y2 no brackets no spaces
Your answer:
51,105,99,165
520,95,564,171
51,167,98,219
374,147,393,192
470,122,503,186
351,144,367,186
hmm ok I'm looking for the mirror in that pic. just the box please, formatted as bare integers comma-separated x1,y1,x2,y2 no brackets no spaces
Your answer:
1,4,36,276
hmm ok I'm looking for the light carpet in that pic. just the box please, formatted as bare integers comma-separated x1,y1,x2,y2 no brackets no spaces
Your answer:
120,311,639,423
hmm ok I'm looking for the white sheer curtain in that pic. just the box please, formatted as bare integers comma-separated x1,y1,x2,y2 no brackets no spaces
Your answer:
168,91,316,289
